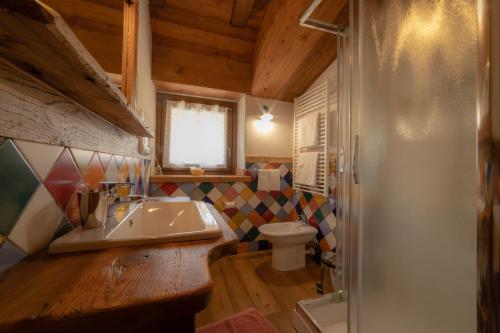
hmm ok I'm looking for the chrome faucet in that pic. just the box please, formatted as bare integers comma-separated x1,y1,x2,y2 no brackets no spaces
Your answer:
299,213,308,226
78,182,134,229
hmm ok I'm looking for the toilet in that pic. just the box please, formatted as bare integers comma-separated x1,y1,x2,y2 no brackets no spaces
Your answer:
259,222,318,271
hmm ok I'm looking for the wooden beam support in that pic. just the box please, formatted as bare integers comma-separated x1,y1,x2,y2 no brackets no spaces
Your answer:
121,0,139,105
231,0,255,28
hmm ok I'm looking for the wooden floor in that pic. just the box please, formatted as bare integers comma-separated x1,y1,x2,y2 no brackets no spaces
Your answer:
196,251,331,332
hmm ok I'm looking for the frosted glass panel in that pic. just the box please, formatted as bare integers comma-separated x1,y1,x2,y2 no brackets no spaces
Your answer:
351,1,477,332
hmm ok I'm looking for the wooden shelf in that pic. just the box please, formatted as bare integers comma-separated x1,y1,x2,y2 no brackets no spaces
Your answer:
0,0,153,138
150,175,252,183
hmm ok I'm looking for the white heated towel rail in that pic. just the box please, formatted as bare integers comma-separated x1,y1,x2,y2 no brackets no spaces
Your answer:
293,80,330,197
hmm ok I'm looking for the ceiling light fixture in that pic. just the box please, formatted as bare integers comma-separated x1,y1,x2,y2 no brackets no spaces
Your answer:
260,105,274,121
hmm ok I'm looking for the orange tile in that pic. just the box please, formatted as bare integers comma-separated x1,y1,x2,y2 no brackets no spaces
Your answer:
240,187,253,201
237,242,249,254
84,153,104,191
319,239,331,252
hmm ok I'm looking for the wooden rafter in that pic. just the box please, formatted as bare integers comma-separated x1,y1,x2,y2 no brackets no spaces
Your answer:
230,0,255,28
121,0,138,105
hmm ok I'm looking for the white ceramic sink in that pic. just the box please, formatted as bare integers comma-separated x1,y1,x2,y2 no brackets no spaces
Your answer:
49,201,222,253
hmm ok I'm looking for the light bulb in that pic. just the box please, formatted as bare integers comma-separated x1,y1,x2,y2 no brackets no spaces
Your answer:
260,113,274,121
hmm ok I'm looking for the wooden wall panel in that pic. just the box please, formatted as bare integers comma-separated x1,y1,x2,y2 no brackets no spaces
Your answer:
0,59,143,158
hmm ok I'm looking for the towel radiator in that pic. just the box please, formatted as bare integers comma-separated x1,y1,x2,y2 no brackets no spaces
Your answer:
293,80,331,197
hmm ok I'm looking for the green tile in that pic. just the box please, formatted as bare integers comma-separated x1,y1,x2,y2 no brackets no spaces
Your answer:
0,140,39,236
314,208,325,222
199,182,214,194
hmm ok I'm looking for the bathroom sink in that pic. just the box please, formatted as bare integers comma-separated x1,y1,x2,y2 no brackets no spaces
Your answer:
49,201,222,253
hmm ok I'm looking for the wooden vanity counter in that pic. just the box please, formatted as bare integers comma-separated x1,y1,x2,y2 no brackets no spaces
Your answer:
0,206,237,333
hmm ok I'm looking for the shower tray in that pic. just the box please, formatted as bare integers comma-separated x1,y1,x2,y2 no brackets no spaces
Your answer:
293,293,347,333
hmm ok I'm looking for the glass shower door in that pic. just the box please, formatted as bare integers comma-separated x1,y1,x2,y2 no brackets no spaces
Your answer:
348,1,478,332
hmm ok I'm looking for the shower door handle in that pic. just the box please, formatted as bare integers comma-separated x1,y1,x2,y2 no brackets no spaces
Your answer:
353,135,359,184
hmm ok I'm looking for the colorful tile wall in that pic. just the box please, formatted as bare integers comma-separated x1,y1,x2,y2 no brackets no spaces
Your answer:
150,161,338,254
0,137,150,272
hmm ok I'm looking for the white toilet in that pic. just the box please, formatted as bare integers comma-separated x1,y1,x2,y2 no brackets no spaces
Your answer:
259,222,318,271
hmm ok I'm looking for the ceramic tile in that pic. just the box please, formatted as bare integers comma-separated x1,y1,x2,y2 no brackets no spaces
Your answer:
104,156,119,182
14,140,64,180
84,153,105,191
52,217,74,240
98,152,112,171
179,183,197,195
206,187,222,202
114,155,124,169
70,148,94,176
118,159,130,182
44,148,82,210
0,140,40,236
9,185,63,254
0,241,27,272
324,232,336,250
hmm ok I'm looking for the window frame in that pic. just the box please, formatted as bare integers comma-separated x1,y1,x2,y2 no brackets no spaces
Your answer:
156,93,237,175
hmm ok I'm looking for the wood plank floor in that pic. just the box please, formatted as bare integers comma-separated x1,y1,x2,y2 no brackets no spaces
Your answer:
196,251,332,332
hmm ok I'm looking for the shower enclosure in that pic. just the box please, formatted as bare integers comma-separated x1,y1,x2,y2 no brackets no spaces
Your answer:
348,0,489,332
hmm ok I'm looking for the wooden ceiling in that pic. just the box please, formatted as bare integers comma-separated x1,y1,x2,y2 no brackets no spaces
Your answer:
40,0,348,102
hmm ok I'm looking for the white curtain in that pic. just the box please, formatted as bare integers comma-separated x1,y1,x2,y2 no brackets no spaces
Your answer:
166,100,228,168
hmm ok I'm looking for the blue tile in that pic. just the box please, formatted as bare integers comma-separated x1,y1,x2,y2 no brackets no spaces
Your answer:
0,140,39,236
319,220,331,236
179,183,197,195
0,241,27,272
255,202,268,216
239,203,253,215
277,208,289,221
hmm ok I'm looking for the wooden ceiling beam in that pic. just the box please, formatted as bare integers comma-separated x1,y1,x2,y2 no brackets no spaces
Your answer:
121,0,138,105
150,5,259,42
231,0,255,28
251,0,348,101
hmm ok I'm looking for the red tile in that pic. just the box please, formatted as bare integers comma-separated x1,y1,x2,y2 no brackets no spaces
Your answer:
223,187,239,201
84,153,104,191
161,183,178,195
255,190,268,200
270,191,281,199
224,207,239,218
308,215,319,228
262,210,274,222
44,149,82,210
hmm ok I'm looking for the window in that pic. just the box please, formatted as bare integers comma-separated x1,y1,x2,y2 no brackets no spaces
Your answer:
156,94,236,174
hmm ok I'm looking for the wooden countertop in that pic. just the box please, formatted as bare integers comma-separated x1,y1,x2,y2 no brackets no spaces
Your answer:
0,205,237,333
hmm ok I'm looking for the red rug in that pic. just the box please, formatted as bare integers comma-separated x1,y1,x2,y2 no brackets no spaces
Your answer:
197,308,277,333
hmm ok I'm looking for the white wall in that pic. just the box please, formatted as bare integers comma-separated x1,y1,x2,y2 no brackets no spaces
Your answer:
244,95,294,157
236,95,247,169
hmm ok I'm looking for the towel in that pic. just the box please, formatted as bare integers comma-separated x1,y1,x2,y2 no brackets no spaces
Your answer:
295,152,319,186
298,112,319,148
257,169,281,191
